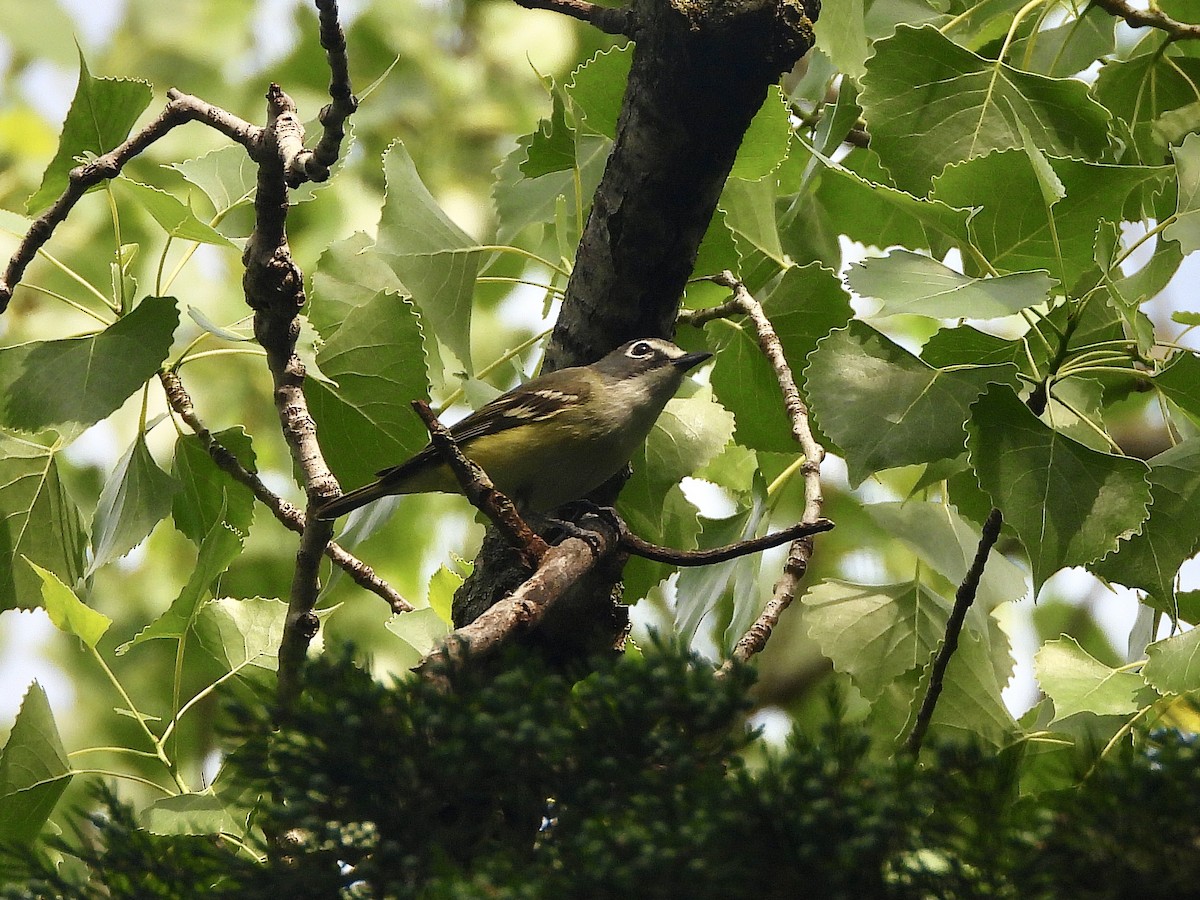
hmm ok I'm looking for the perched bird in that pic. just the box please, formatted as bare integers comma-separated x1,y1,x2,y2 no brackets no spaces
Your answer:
314,337,712,520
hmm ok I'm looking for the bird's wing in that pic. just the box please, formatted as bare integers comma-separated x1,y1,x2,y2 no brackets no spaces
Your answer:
373,370,590,479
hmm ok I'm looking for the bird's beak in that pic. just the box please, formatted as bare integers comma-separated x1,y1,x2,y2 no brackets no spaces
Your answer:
673,350,713,372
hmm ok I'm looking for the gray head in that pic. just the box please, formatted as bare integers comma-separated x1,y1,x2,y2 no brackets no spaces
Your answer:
590,338,712,381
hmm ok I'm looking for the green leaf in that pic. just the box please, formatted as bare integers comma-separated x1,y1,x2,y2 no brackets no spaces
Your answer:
194,597,288,673
27,52,153,214
1093,51,1200,164
1034,635,1143,721
88,432,179,574
795,145,973,253
23,557,110,648
1092,439,1200,614
865,502,1029,611
117,514,244,654
814,0,869,80
427,564,463,625
310,231,409,338
802,579,952,700
0,295,179,433
1156,351,1200,423
720,176,786,281
386,606,450,657
1010,5,1115,79
566,44,631,139
143,793,243,837
706,263,853,453
112,178,236,247
730,86,790,180
171,427,256,548
0,432,87,613
859,25,1111,195
374,141,481,368
171,145,257,218
0,682,72,844
675,477,767,646
967,384,1152,589
521,88,576,178
492,132,610,244
920,325,1025,369
906,629,1017,748
1172,311,1200,327
933,150,1170,288
848,250,1054,319
1164,132,1200,253
805,321,1016,485
311,291,431,488
1142,627,1200,695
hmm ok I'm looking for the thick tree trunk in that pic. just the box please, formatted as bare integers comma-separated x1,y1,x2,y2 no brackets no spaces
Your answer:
453,0,820,645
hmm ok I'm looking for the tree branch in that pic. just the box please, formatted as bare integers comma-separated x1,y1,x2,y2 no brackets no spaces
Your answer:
158,369,413,613
286,0,359,185
904,507,1004,757
0,90,260,314
684,271,828,667
511,0,634,36
417,529,615,686
411,400,550,568
246,85,347,709
620,517,834,565
1091,0,1200,42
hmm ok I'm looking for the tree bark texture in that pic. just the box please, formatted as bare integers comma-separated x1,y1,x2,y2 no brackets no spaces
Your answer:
453,0,820,644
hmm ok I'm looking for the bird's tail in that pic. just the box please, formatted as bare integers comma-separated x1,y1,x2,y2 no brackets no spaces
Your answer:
313,479,392,520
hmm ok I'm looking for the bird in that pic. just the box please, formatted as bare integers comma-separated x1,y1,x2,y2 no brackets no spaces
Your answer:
313,337,712,520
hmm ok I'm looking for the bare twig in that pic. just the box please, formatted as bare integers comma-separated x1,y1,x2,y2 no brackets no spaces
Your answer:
686,271,828,667
0,91,260,313
512,0,634,36
791,103,871,149
285,0,359,185
1091,0,1200,41
620,517,834,565
158,369,413,613
417,529,615,686
904,507,1004,756
411,400,550,567
245,85,346,708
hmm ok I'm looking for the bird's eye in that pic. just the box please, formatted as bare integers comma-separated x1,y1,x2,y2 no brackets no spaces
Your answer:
628,340,654,358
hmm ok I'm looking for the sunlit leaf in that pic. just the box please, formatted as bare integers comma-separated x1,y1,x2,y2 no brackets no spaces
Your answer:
23,557,110,648
143,793,243,837
194,597,288,673
848,250,1054,319
27,52,152,214
1143,627,1200,695
1034,635,1143,721
1164,132,1200,253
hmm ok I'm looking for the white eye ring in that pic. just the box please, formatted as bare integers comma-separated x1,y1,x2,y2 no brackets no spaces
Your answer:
628,340,654,358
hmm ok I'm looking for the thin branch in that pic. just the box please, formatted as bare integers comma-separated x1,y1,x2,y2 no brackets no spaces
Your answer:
158,369,413,613
511,0,634,36
687,271,828,667
293,0,359,184
619,517,834,565
411,400,550,568
904,507,1004,757
416,529,615,686
1091,0,1200,41
0,90,259,313
245,85,344,709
